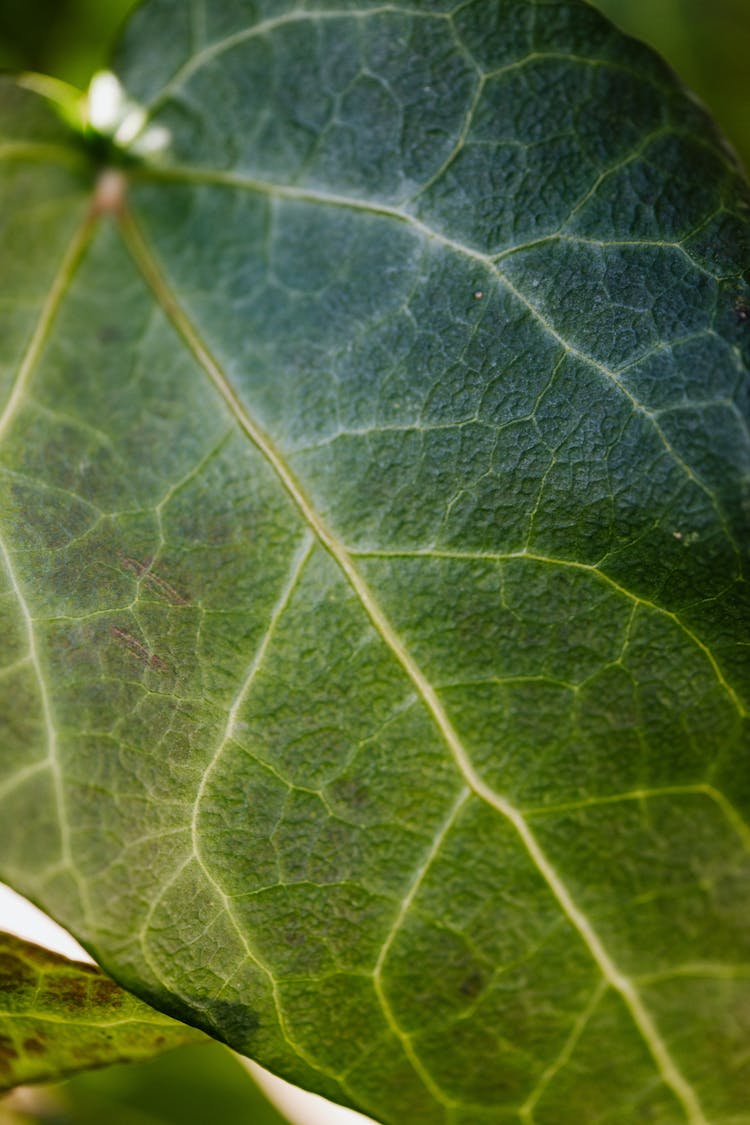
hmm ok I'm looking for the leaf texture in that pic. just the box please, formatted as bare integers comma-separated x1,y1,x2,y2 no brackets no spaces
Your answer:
1,2,750,1122
0,933,201,1091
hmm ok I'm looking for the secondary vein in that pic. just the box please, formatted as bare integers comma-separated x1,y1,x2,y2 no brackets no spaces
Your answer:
0,211,96,443
0,206,97,916
133,161,737,563
118,205,709,1125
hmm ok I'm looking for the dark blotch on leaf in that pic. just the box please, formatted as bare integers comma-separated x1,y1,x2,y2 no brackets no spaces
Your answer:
206,1000,260,1050
91,979,124,1007
0,1034,19,1062
458,970,484,999
45,977,88,1009
0,953,35,996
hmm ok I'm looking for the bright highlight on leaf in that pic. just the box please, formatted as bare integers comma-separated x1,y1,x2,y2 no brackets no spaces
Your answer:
87,70,171,156
1,2,749,1123
0,932,202,1091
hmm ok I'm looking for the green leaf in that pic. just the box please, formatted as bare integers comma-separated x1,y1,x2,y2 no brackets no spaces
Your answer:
7,1042,292,1125
0,933,202,1092
1,2,750,1123
590,0,750,173
0,0,140,89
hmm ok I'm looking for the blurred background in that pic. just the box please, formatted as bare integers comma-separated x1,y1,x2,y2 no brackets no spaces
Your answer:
594,0,750,169
1,0,748,1121
0,0,748,169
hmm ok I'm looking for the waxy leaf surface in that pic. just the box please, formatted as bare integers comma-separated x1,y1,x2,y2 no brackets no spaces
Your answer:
1,2,750,1122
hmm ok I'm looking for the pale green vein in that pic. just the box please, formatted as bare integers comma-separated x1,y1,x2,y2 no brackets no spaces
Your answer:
136,853,310,1072
0,142,86,169
348,546,747,720
0,758,47,804
498,230,720,284
0,209,96,912
134,853,281,1061
139,5,449,120
0,1012,179,1030
519,980,607,1123
634,962,750,985
0,530,81,902
522,783,750,852
288,418,479,455
181,529,352,1087
412,66,484,202
0,212,95,443
0,654,33,683
190,529,314,856
119,207,710,1125
138,12,691,151
134,162,736,560
373,786,471,1112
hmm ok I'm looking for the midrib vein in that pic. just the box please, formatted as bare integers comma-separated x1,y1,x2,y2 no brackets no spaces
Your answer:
135,163,736,560
119,206,708,1125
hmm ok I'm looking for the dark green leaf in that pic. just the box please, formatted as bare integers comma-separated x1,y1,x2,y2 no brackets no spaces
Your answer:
591,0,750,172
1,3,749,1122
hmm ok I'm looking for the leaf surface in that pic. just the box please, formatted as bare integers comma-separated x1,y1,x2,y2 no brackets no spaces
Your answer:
1,2,750,1122
0,933,201,1092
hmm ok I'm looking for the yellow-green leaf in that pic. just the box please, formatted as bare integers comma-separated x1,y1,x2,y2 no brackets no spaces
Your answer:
0,933,202,1092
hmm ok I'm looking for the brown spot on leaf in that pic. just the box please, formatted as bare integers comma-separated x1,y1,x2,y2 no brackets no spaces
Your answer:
22,1037,45,1055
91,979,124,1008
458,970,484,1000
121,556,188,605
0,1035,19,1062
0,952,36,995
283,928,305,946
111,627,169,672
45,976,88,1009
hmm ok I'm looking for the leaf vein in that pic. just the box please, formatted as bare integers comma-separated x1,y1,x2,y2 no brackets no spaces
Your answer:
348,546,747,719
372,786,471,1111
134,161,738,562
519,979,607,1123
119,206,710,1125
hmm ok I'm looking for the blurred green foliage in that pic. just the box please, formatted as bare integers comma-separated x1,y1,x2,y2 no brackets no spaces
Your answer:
593,0,750,169
0,0,748,168
51,1044,291,1125
0,0,136,89
0,1043,291,1125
